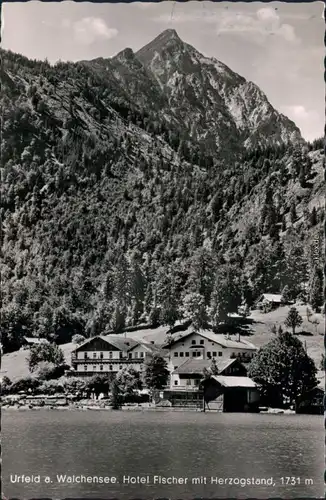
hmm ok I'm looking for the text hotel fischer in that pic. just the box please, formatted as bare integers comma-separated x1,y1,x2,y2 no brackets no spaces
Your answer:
10,475,280,486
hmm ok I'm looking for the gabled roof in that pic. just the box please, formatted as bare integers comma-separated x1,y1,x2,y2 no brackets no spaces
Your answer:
23,337,47,344
173,358,242,375
208,376,257,388
258,294,283,302
73,335,138,352
102,335,139,351
163,328,257,351
128,340,160,354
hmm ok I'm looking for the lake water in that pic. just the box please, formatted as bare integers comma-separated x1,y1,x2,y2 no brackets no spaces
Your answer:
2,410,324,499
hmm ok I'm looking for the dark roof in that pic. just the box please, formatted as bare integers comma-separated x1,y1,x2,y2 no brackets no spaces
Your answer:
173,358,240,375
102,335,139,351
74,335,139,352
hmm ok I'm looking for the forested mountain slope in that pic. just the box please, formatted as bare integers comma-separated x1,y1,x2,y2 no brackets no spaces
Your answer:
0,32,323,353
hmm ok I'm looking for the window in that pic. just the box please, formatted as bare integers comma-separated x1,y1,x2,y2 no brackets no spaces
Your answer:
129,353,132,359
186,379,191,386
194,379,200,386
100,352,103,359
93,352,97,359
200,339,204,345
84,353,88,359
191,340,196,345
192,351,196,357
185,352,190,357
174,380,179,386
109,352,113,359
84,365,87,371
218,352,223,357
180,352,184,357
119,352,123,359
93,365,96,371
174,352,179,357
135,352,138,359
140,352,144,358
212,352,217,357
207,352,211,358
119,365,122,370
100,365,103,371
109,365,113,371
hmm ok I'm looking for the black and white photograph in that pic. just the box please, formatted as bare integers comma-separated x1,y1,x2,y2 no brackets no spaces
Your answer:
1,1,324,498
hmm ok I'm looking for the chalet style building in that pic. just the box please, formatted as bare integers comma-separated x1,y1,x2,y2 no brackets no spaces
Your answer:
170,357,248,389
164,328,257,373
255,293,293,310
201,375,260,412
71,335,161,376
163,356,260,412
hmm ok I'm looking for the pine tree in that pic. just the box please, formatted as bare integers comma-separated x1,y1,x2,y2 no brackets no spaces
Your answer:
182,292,208,330
210,265,242,325
309,267,323,312
310,207,317,227
290,202,297,224
284,307,303,335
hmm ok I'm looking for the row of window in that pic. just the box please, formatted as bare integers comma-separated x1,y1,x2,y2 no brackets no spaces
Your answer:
129,352,145,359
83,352,145,360
174,379,200,386
174,351,223,358
83,364,133,371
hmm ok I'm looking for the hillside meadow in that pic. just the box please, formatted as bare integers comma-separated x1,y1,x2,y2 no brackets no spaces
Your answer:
1,304,323,383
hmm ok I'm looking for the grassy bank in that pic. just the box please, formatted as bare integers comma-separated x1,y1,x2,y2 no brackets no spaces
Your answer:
1,304,323,383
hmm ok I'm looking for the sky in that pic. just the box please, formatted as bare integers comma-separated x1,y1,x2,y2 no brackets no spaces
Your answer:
1,1,324,141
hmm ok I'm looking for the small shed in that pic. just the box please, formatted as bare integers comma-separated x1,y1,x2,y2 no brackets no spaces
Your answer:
255,293,292,310
296,386,324,415
201,376,260,412
21,337,48,349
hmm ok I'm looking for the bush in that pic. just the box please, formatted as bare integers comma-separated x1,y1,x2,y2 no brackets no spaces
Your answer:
72,334,86,345
37,379,64,395
1,376,12,395
27,342,65,372
10,377,40,394
36,362,70,381
60,376,87,395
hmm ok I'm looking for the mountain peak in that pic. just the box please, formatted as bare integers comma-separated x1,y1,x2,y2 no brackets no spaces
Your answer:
114,47,135,61
136,29,183,64
157,28,181,41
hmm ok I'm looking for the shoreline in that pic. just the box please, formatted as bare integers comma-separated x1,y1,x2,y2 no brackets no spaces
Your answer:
1,403,297,414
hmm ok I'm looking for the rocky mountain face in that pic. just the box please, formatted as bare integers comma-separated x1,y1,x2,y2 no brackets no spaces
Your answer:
0,33,323,352
89,29,303,160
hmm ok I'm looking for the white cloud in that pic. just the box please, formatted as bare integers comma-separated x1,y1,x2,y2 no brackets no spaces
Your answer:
154,6,299,44
278,24,297,43
63,17,118,45
282,105,319,121
134,2,158,9
217,7,300,44
281,105,322,140
256,7,279,23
